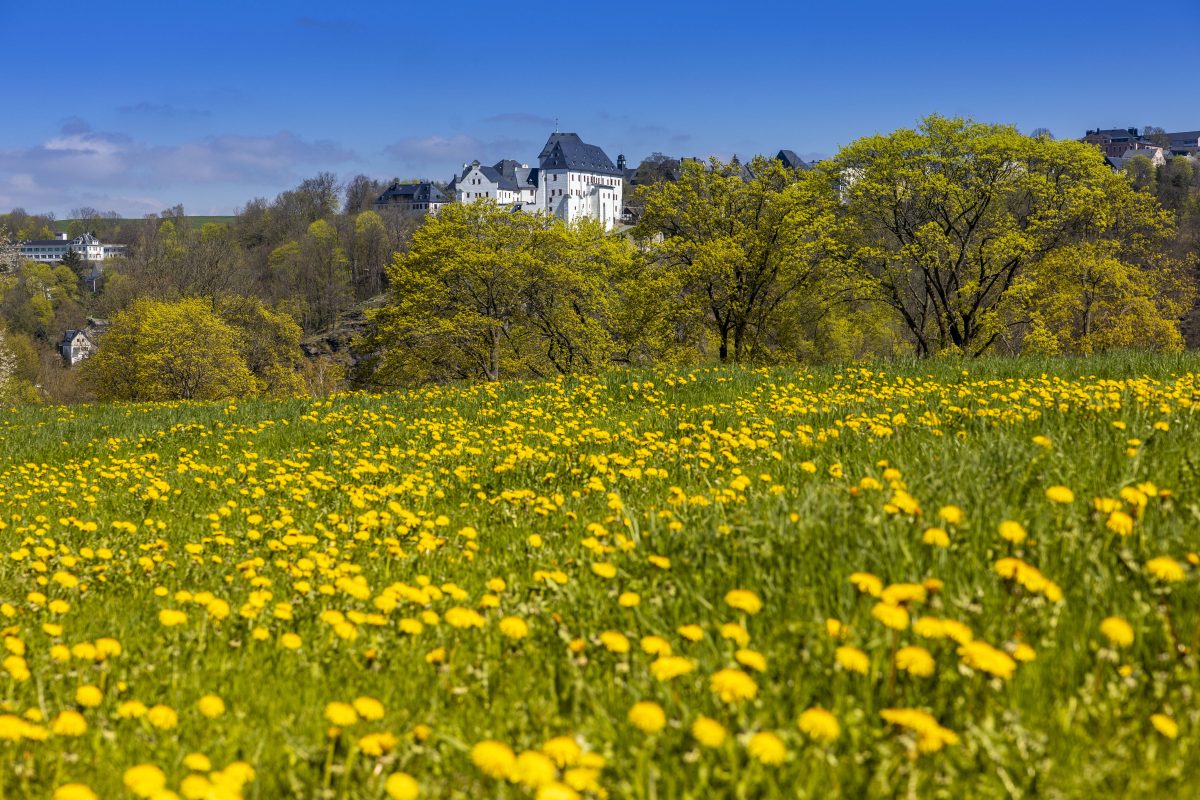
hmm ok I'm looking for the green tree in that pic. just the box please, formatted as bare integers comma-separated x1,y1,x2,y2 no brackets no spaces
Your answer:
84,298,255,401
1123,155,1156,194
61,248,85,277
832,115,1183,357
351,210,390,298
1011,242,1192,354
214,294,306,397
366,201,638,385
635,156,844,362
303,220,352,330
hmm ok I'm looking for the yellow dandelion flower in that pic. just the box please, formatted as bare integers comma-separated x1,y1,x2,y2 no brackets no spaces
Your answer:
1146,556,1185,582
75,685,103,708
1100,616,1134,647
871,602,910,631
353,696,385,721
735,648,768,673
53,785,98,800
123,764,167,798
724,589,762,615
798,707,840,742
471,740,516,779
650,655,696,681
922,527,950,547
1045,485,1074,505
324,702,358,728
997,520,1026,544
51,710,88,737
835,646,870,674
1150,714,1179,740
895,646,935,677
196,694,225,719
385,772,420,800
849,572,883,597
746,731,787,765
691,716,727,747
499,616,529,640
627,701,666,733
710,668,758,704
957,640,1017,680
599,631,630,653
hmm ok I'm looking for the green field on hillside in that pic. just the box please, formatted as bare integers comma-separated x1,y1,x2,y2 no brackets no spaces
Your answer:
51,216,237,233
1,355,1199,799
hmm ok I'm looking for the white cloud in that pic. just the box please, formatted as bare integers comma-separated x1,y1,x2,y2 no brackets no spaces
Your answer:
0,120,356,214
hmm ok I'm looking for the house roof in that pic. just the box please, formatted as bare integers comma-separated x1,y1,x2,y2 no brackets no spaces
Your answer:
493,159,539,189
539,132,621,176
60,329,93,346
1166,130,1200,147
1086,128,1140,139
776,149,812,170
538,132,583,160
21,233,102,247
375,182,448,205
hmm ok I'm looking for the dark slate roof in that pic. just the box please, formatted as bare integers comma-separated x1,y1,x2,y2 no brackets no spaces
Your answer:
1166,130,1200,146
539,132,583,160
493,160,539,190
60,329,92,346
22,233,102,247
375,182,448,205
776,150,813,170
1086,128,1140,139
539,133,621,176
478,164,519,191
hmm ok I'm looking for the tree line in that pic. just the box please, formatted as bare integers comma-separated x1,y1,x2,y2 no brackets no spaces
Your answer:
1,115,1197,403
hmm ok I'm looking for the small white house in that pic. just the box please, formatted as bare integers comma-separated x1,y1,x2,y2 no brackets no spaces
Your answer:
1121,146,1167,167
452,160,537,207
60,329,96,366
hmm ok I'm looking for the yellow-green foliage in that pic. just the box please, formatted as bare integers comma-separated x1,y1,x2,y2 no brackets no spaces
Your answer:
832,115,1190,357
1,357,1199,798
84,297,256,401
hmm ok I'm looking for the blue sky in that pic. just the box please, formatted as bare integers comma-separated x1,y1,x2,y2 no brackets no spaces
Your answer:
2,0,1197,218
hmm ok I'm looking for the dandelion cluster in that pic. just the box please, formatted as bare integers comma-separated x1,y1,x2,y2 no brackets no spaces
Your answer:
0,362,1196,796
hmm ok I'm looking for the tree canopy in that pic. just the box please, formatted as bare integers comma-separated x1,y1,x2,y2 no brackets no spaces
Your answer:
832,115,1191,356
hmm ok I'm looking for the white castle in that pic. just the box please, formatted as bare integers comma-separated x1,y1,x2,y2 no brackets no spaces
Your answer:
452,132,625,231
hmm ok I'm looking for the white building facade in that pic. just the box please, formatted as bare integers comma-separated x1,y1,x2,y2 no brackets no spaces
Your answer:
455,133,625,231
18,232,125,265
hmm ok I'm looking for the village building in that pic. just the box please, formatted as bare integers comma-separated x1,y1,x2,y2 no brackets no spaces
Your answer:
533,133,625,230
18,232,125,265
59,328,96,365
455,132,625,230
373,181,451,214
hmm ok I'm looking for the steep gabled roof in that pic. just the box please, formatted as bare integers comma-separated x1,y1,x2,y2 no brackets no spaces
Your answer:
539,133,621,176
493,160,539,190
538,132,584,160
776,150,812,170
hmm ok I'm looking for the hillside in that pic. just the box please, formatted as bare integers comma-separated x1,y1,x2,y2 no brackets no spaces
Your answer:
51,215,237,233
